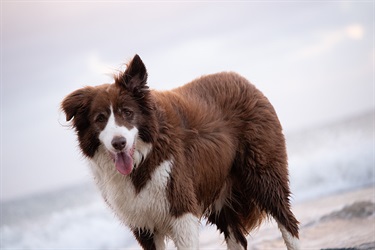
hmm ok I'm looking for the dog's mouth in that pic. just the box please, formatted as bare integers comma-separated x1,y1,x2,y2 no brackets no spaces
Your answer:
110,145,135,176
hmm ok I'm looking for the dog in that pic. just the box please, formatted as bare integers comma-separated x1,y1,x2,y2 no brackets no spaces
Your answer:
61,54,299,249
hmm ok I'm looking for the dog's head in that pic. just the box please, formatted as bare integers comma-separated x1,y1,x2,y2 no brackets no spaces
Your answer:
62,55,156,175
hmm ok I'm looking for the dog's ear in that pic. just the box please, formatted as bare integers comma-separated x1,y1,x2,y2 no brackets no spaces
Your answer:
116,54,148,95
61,87,93,122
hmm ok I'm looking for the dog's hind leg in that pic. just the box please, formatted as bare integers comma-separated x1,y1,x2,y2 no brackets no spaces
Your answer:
207,206,247,250
226,227,247,250
277,221,300,250
247,168,300,250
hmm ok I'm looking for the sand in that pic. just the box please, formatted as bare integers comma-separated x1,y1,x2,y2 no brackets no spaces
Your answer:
164,186,375,249
251,187,375,249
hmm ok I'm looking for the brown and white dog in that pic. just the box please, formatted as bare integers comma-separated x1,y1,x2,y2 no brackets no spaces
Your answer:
61,55,299,249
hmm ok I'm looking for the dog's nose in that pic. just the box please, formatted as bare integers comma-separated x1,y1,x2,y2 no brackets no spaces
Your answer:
112,136,126,151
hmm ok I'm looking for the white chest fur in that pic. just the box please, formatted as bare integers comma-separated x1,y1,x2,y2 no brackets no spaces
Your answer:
90,148,173,232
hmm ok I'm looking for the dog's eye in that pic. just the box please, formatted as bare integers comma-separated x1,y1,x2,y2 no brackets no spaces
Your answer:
121,108,133,119
95,114,107,123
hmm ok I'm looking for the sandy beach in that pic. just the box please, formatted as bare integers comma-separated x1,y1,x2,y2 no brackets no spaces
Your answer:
251,186,375,250
204,186,375,250
174,186,375,250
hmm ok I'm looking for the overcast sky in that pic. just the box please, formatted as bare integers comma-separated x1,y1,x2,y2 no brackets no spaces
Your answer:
1,1,373,201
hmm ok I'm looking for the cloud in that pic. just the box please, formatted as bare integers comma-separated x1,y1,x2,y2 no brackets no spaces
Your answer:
293,23,365,60
87,54,117,76
345,24,364,40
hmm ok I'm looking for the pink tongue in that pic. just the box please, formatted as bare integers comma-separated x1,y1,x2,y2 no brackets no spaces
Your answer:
115,152,133,175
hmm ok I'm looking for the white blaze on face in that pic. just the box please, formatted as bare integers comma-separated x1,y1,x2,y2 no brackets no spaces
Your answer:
99,106,138,175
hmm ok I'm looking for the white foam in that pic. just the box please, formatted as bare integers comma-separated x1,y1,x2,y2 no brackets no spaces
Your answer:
287,112,374,202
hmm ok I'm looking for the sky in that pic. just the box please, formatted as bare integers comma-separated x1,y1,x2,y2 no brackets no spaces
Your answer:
1,1,374,201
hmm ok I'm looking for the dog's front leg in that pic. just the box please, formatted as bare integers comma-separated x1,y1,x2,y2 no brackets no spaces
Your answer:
132,228,166,250
170,213,199,249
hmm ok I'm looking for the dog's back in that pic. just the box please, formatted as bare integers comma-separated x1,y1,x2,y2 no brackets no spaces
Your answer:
154,72,298,247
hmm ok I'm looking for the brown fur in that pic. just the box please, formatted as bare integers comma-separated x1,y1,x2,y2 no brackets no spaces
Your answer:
151,72,299,240
62,54,299,249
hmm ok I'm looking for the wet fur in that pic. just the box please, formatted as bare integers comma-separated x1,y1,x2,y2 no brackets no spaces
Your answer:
62,55,299,249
